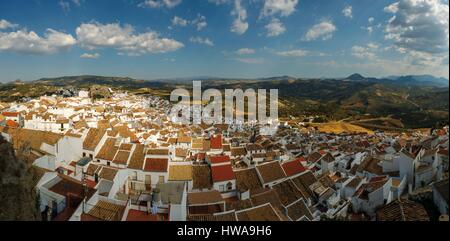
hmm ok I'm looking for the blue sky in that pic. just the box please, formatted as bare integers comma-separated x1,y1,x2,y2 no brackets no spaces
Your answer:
0,0,448,82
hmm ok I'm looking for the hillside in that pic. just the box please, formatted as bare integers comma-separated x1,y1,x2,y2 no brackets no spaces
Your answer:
0,136,42,221
0,74,448,129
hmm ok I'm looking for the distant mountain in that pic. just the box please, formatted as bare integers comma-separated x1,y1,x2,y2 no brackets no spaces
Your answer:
1,74,448,129
386,75,449,87
346,73,366,81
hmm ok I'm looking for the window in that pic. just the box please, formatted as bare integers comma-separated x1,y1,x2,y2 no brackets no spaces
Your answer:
227,182,233,190
83,153,86,157
219,185,225,192
107,161,111,166
159,176,165,184
89,154,93,159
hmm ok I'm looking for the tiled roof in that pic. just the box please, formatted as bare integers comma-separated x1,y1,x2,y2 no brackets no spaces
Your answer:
192,165,213,190
211,164,235,183
188,190,224,205
282,158,307,177
144,158,168,172
83,128,106,151
376,199,429,221
128,144,145,170
235,168,263,193
169,165,193,181
256,161,286,184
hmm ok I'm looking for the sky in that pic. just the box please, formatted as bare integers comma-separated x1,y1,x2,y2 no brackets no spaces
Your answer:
0,0,448,82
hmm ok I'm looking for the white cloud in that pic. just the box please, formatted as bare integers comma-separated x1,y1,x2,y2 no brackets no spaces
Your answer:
59,0,82,12
230,0,248,35
265,18,286,37
0,29,76,54
234,57,264,64
235,48,255,55
80,53,100,59
368,17,375,23
172,16,188,27
261,0,299,18
384,0,448,55
59,0,71,12
342,5,353,18
276,49,309,57
76,22,184,56
0,20,18,30
171,15,207,31
192,15,208,31
190,36,214,46
139,0,182,8
383,0,448,75
351,44,377,60
303,20,337,41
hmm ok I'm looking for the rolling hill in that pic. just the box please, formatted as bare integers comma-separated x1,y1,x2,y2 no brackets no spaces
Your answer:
0,74,448,129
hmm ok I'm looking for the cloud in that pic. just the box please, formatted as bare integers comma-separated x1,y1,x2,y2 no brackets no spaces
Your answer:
190,36,214,46
59,0,71,12
171,16,188,27
276,49,309,57
139,0,182,8
303,20,337,41
368,17,374,23
235,48,255,55
0,28,76,55
59,0,83,12
192,15,208,31
342,5,353,18
171,15,207,31
80,53,100,59
351,44,378,60
0,19,18,30
261,0,299,18
234,57,264,64
76,22,184,56
384,0,448,55
230,0,248,35
265,18,286,37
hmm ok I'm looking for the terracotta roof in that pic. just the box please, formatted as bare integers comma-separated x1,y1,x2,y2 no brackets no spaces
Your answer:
146,149,169,156
250,189,283,210
95,138,119,161
231,147,247,156
273,179,305,207
376,199,429,221
282,158,307,177
192,165,213,190
211,164,235,183
209,155,231,164
83,128,106,151
235,168,263,193
290,171,317,200
169,165,193,181
128,144,145,170
113,151,131,165
99,167,118,181
144,158,168,172
210,135,223,149
188,190,224,205
87,200,125,221
8,128,63,154
236,203,282,221
286,199,313,221
256,161,286,184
